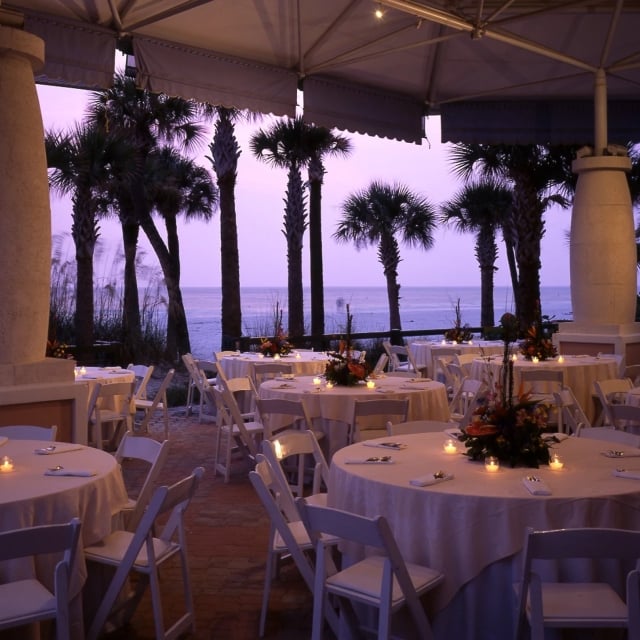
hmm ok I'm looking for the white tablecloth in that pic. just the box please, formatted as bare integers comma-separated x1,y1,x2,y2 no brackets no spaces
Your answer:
470,355,619,423
260,375,450,456
330,432,640,640
74,366,135,407
0,438,128,638
217,351,329,380
409,341,505,378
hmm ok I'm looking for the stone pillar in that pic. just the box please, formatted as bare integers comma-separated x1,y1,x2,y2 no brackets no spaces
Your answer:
0,12,74,384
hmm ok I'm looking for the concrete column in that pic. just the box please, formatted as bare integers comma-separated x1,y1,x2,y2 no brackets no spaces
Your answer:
0,23,49,365
570,154,635,325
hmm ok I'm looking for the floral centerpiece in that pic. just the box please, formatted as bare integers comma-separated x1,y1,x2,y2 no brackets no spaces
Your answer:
519,319,558,361
460,312,551,468
444,298,473,343
259,303,292,357
325,304,370,386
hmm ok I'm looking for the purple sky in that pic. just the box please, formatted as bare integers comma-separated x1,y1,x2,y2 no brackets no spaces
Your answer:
39,83,572,289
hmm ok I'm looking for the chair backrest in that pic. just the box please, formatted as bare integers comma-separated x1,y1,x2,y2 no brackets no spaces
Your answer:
608,403,640,435
135,369,175,433
516,526,640,639
350,398,409,443
255,397,312,439
0,424,57,441
92,381,136,414
454,352,478,375
387,419,452,436
296,499,440,639
372,353,389,376
262,430,329,496
114,432,172,530
0,518,81,637
127,363,154,400
575,424,640,447
594,378,634,426
449,378,487,427
216,366,255,411
624,364,640,386
212,386,261,458
249,362,293,390
553,387,591,433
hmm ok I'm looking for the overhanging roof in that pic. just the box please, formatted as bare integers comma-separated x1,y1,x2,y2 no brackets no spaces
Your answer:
7,1,640,144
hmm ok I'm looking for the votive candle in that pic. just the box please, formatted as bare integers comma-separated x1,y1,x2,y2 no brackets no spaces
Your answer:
549,454,564,470
532,356,539,364
511,354,518,362
295,352,301,359
366,380,375,389
558,355,565,363
313,377,321,386
443,439,457,455
0,456,14,472
485,456,500,473
325,382,334,390
274,353,280,360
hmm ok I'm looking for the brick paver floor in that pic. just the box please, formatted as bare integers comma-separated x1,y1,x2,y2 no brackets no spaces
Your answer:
101,403,318,640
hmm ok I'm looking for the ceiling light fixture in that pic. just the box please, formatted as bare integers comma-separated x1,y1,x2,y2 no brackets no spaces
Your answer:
374,4,385,19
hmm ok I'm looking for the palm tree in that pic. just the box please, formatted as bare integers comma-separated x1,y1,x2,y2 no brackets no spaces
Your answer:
206,107,250,350
335,181,437,334
304,128,352,343
449,144,574,331
87,73,207,360
45,122,136,356
146,147,218,359
250,117,310,340
440,179,513,328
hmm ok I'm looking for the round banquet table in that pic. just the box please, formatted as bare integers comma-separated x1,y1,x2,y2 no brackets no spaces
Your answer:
74,366,135,404
217,350,330,380
260,375,450,457
329,432,640,640
409,340,506,378
470,354,619,424
0,438,128,638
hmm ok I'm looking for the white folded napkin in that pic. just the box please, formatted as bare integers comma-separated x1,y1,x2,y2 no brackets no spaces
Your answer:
363,441,407,450
44,468,96,477
410,472,454,487
34,444,84,455
375,388,393,393
344,457,394,464
522,476,552,495
541,432,570,443
601,450,640,459
613,468,640,480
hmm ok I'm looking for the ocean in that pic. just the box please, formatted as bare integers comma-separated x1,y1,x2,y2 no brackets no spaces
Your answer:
183,285,573,360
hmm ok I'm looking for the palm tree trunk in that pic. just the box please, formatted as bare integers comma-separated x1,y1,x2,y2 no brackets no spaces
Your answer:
477,226,498,328
121,219,142,360
140,213,191,361
218,174,242,349
308,159,325,343
284,165,306,340
74,250,94,353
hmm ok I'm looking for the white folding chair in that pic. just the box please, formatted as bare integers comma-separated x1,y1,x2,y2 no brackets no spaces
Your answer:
114,432,171,530
594,378,634,427
625,364,640,387
249,361,293,391
553,387,591,434
249,456,339,638
372,353,389,376
211,386,264,482
349,398,409,444
386,419,453,436
127,363,154,402
255,396,314,439
216,365,257,418
608,403,640,435
449,378,486,427
85,467,205,640
88,381,136,450
0,424,57,440
0,518,81,640
575,423,640,447
515,526,640,640
297,499,444,640
134,368,175,440
261,430,329,499
181,354,217,422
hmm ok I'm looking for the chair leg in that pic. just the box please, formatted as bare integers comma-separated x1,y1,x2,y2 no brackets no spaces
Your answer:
259,546,276,636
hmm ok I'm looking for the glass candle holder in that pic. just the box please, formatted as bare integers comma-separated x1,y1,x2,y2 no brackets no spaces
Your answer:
549,454,564,470
443,439,457,455
0,456,14,472
366,380,375,389
485,456,500,473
